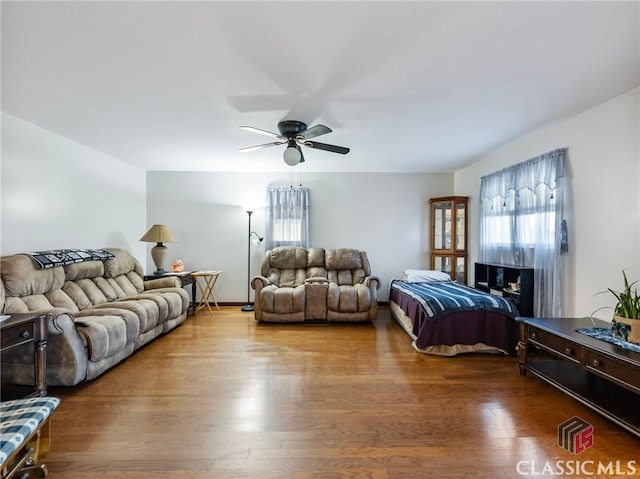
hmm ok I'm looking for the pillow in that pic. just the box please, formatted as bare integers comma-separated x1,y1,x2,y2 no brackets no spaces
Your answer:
402,269,451,283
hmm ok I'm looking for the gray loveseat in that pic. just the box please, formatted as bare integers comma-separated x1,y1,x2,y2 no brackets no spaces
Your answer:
0,248,189,386
251,247,380,322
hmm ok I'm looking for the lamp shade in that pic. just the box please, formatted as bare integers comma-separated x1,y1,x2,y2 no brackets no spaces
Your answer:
139,224,178,243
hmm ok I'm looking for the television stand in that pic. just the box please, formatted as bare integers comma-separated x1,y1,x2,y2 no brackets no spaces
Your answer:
518,317,640,438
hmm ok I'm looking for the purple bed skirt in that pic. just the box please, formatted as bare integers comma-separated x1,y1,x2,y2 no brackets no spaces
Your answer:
390,284,519,354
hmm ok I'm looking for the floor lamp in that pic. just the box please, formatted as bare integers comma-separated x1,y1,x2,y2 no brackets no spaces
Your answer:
241,210,263,312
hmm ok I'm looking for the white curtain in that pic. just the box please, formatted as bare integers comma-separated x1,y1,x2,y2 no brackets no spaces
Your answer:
265,187,310,251
479,148,566,317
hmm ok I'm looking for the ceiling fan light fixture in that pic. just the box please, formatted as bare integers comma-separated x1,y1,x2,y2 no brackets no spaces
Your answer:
283,143,302,166
240,120,349,164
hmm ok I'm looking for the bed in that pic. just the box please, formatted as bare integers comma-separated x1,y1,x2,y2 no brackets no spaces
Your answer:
389,272,520,356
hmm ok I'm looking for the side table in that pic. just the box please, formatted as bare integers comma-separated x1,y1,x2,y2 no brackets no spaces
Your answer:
191,271,222,315
144,272,196,315
1,313,49,398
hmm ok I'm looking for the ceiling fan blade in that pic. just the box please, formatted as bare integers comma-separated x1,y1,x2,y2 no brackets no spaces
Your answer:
300,124,332,140
239,126,283,139
303,140,350,155
239,141,285,153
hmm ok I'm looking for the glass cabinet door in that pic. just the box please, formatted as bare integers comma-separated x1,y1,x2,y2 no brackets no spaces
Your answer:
432,201,452,251
455,201,466,251
455,256,466,283
433,255,452,276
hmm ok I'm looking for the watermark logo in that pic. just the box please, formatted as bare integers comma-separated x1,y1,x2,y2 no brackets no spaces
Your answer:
516,417,638,475
558,416,594,455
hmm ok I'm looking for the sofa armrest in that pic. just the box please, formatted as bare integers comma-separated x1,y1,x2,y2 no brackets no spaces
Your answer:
1,309,90,386
144,277,180,290
251,276,271,290
19,308,76,336
250,276,273,321
362,275,381,290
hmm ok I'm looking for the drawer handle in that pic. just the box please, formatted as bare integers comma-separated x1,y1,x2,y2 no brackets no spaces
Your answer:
531,332,538,340
21,330,31,339
592,358,601,367
564,347,573,355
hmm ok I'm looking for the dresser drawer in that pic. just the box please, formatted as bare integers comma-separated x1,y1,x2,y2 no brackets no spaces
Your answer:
528,326,582,363
585,350,640,393
1,322,35,350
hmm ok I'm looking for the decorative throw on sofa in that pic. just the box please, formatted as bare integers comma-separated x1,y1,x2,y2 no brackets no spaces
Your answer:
21,248,116,269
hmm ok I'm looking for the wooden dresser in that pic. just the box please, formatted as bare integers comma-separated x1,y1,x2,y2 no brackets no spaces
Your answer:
518,316,640,437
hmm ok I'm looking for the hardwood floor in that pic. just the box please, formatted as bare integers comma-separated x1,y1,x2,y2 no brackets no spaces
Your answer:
45,306,640,478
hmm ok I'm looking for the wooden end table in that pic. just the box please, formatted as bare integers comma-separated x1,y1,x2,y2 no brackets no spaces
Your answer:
1,312,49,398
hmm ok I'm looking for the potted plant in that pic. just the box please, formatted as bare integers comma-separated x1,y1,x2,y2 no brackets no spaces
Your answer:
595,270,640,343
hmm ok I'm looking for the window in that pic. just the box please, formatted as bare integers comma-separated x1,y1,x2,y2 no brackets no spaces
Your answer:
264,186,310,250
479,148,566,317
481,196,557,248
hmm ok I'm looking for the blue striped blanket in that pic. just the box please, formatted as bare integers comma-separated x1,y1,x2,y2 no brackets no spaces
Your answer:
391,280,519,323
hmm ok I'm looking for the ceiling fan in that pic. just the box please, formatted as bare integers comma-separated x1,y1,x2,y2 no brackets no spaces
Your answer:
239,120,350,166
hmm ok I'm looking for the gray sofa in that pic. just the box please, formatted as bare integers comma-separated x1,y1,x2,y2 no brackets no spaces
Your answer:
0,248,189,386
251,247,380,322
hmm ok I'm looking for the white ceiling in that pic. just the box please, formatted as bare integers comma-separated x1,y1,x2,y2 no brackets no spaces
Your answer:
2,1,639,173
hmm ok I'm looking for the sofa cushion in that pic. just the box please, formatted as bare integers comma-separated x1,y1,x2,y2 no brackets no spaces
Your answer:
135,289,189,321
62,274,144,312
45,290,80,312
76,315,131,362
89,299,160,334
307,248,326,267
326,249,369,286
72,278,111,306
64,261,105,281
276,269,307,288
1,255,65,298
306,247,328,280
325,249,362,270
76,307,140,345
62,282,92,311
327,283,372,313
103,248,144,278
268,247,308,270
258,284,305,314
111,275,142,296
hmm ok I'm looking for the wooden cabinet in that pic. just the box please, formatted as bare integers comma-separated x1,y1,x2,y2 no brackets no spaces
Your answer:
1,313,49,399
519,317,640,438
429,196,468,283
474,262,534,317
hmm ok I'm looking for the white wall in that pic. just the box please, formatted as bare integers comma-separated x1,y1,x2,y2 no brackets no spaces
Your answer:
1,113,147,259
455,87,640,318
147,171,454,302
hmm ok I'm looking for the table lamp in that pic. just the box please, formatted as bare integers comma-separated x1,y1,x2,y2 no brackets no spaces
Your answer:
140,224,178,274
